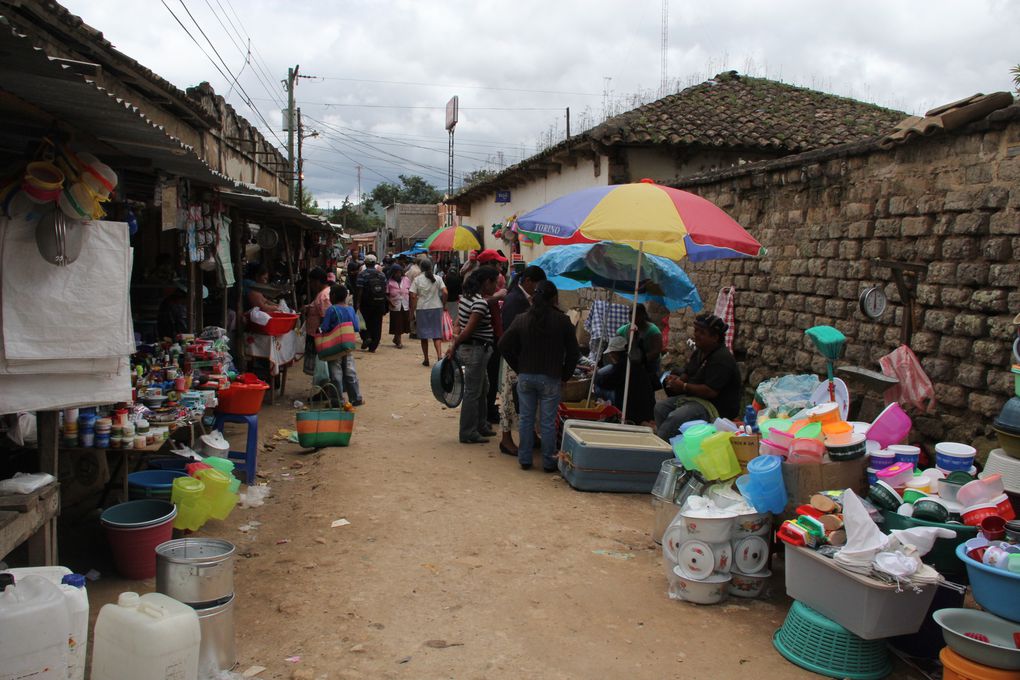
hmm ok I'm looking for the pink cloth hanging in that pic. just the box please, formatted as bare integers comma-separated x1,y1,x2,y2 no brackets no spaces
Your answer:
713,286,736,352
878,344,936,413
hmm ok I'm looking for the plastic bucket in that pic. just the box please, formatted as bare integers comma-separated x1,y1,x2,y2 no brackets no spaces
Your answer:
128,470,188,500
934,442,976,472
100,500,176,579
867,403,911,448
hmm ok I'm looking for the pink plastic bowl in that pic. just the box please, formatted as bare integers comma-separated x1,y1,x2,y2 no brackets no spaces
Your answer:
867,403,912,448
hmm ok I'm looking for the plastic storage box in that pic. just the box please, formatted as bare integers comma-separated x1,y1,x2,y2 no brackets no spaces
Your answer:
558,420,673,493
784,544,937,640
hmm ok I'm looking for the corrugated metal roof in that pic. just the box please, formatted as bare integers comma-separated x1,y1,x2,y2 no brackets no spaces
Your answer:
218,191,344,233
0,20,261,192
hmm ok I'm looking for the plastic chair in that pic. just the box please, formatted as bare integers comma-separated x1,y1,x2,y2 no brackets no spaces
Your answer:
212,413,258,485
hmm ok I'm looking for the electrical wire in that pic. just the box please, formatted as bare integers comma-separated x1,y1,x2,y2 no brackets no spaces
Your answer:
161,0,287,150
302,115,492,164
218,0,286,105
202,0,285,107
311,75,601,97
249,97,563,111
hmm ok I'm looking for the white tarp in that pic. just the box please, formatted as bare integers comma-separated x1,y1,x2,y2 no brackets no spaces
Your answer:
0,216,134,413
1,216,132,360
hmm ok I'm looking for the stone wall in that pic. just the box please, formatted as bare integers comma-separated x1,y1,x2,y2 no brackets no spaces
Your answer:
671,105,1020,443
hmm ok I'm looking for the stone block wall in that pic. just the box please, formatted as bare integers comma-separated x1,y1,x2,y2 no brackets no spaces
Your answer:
671,105,1019,443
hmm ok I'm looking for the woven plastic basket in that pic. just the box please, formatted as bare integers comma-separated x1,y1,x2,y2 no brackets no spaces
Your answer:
773,601,891,680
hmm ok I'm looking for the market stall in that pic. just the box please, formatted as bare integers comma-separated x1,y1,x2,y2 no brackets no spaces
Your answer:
647,323,1020,678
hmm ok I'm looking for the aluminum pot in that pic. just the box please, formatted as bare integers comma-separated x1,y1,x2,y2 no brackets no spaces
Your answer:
651,496,681,544
196,594,236,675
156,538,235,606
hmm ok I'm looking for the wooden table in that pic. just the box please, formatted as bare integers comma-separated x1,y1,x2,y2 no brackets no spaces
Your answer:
0,482,60,564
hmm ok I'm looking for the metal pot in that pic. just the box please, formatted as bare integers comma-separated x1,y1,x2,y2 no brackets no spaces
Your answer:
156,538,235,606
196,594,236,675
651,496,681,544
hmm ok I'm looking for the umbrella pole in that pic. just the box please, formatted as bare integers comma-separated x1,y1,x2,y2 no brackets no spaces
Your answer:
621,242,643,423
583,288,605,407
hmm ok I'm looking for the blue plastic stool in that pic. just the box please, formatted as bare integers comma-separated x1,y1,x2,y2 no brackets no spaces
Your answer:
212,414,258,485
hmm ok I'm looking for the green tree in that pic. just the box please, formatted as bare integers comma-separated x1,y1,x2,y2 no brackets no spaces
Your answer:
365,174,442,212
329,197,382,234
1013,64,1020,95
298,189,321,215
462,168,497,188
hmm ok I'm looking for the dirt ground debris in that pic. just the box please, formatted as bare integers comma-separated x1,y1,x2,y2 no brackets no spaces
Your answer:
78,344,924,680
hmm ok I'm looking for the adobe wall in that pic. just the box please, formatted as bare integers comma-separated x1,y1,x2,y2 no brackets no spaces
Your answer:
673,106,1020,443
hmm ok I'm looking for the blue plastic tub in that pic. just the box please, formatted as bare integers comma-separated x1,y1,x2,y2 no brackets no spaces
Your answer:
146,457,189,471
128,470,188,499
954,543,1020,623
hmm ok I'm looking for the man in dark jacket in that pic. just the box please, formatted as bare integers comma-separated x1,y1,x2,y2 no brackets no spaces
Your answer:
355,254,388,352
653,313,742,440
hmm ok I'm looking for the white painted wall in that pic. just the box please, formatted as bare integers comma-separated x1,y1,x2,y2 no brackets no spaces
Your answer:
463,155,609,260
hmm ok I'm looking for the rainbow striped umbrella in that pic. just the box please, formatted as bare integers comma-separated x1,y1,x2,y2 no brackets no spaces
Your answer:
422,225,481,252
517,181,763,262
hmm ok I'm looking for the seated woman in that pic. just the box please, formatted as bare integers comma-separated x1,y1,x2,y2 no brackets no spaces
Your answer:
243,264,280,313
593,335,656,425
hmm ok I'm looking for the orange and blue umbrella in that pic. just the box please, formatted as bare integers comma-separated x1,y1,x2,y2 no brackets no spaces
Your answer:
517,181,763,262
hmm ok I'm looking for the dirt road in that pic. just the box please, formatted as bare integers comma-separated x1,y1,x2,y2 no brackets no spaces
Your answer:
84,343,922,679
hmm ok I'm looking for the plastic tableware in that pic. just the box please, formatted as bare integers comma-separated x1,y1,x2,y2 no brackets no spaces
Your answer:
935,442,977,472
681,424,716,459
736,474,788,515
792,421,823,440
758,439,788,457
993,494,1016,521
963,503,1001,527
902,489,928,504
913,497,950,523
958,479,1001,507
868,449,896,470
875,461,914,488
767,427,795,450
866,467,878,486
982,516,1008,541
888,444,921,465
933,608,1020,671
867,402,911,448
806,402,841,425
694,432,741,481
905,476,931,494
787,437,825,464
821,420,853,445
825,433,867,461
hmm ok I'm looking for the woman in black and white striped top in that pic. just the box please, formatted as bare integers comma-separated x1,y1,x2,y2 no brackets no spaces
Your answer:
448,266,500,444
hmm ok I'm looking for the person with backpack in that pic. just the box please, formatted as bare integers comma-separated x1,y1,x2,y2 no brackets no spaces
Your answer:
355,254,388,352
319,284,364,406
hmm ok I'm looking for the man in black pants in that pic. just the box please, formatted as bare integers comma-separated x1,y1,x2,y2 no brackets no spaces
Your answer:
355,254,387,352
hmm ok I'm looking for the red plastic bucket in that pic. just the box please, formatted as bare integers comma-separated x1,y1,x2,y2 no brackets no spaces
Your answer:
100,500,177,579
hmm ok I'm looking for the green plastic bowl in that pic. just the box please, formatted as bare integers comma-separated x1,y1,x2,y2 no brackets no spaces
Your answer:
773,601,891,680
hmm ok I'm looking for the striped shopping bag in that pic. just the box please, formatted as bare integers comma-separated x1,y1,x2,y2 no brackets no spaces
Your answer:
295,385,355,448
313,320,357,359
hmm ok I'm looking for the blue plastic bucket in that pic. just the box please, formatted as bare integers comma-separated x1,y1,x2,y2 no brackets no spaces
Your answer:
127,470,188,500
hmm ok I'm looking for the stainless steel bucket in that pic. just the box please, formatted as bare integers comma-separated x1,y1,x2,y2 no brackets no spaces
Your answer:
156,538,235,606
651,497,681,544
196,594,236,676
650,459,687,501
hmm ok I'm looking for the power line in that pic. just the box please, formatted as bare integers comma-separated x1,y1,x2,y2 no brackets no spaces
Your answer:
302,117,493,164
161,0,287,150
218,0,285,105
249,98,563,111
311,75,601,97
201,0,285,107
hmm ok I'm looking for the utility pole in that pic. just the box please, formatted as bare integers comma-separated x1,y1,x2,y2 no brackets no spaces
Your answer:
284,65,299,205
297,107,304,210
566,107,571,139
356,164,362,213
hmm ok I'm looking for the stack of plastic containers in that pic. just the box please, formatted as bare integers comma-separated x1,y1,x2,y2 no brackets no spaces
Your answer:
195,468,238,520
662,504,736,605
736,455,788,514
729,508,773,599
171,477,210,531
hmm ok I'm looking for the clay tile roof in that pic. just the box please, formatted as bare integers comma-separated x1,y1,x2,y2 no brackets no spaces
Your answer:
590,70,905,152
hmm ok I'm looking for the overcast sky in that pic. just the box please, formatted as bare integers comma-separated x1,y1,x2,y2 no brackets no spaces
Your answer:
59,0,1019,209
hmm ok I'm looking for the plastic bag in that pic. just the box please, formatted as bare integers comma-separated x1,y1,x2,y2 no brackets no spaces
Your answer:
313,358,330,386
753,374,822,415
441,310,454,341
239,484,270,508
0,472,55,494
249,308,271,326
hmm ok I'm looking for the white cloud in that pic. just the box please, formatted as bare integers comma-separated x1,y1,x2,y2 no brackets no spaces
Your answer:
58,0,1019,205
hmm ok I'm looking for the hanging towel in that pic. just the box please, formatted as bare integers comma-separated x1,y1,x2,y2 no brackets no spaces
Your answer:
713,286,736,352
878,344,936,413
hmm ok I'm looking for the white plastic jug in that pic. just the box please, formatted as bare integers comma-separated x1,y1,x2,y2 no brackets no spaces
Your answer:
0,574,69,680
92,592,201,680
4,567,89,680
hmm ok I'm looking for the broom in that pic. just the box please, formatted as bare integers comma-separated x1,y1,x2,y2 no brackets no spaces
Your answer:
805,326,847,403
